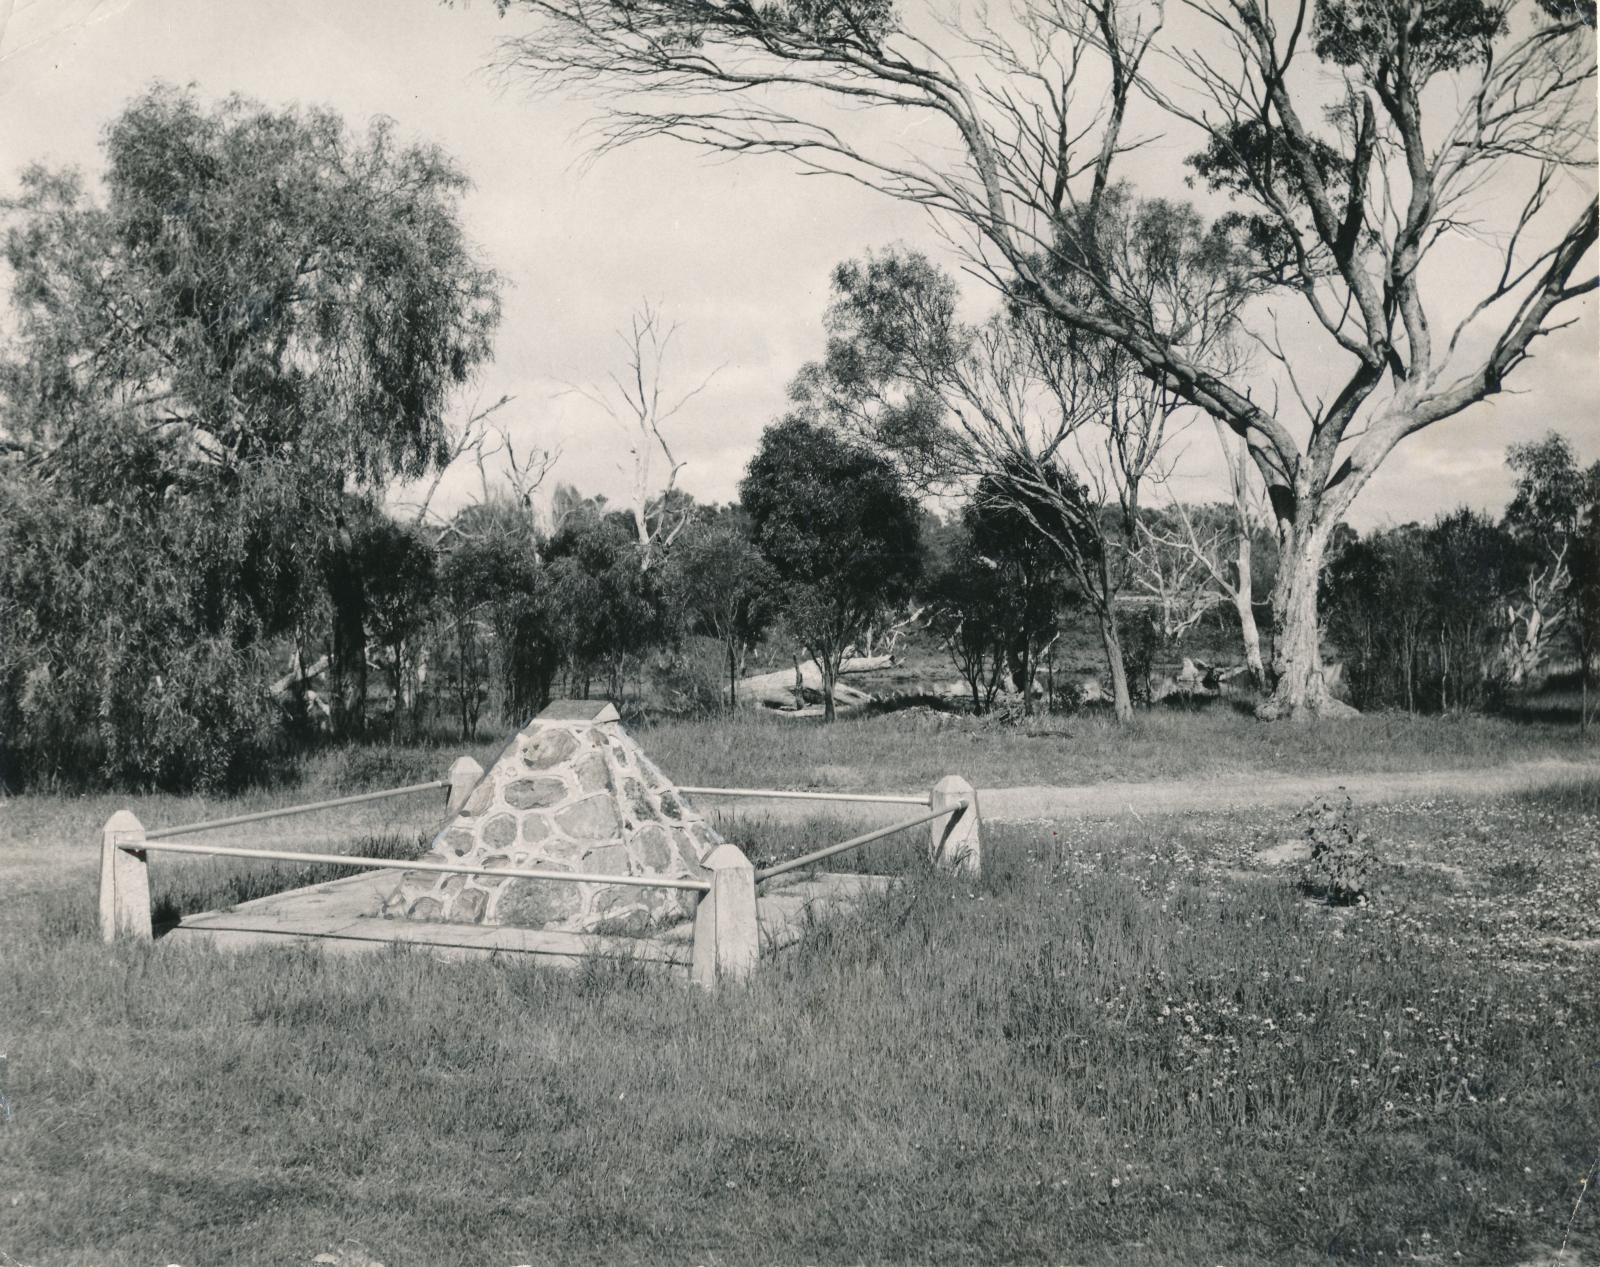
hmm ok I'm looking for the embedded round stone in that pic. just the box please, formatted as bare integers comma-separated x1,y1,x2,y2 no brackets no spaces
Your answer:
481,853,514,871
635,824,673,872
574,751,612,794
665,889,698,923
462,782,495,816
504,777,567,810
408,896,443,920
623,778,653,820
608,739,633,768
482,814,518,850
686,822,721,853
438,875,468,901
440,828,476,858
583,843,629,875
657,790,685,820
521,728,579,769
536,835,583,863
496,876,585,928
521,816,551,844
557,794,621,839
455,887,488,923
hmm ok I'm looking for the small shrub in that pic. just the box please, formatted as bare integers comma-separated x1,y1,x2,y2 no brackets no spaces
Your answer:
1489,857,1542,893
646,640,727,718
1296,791,1381,905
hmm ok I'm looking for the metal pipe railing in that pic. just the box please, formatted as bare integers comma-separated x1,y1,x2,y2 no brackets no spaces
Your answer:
132,839,712,892
753,802,965,883
679,786,929,806
145,780,451,840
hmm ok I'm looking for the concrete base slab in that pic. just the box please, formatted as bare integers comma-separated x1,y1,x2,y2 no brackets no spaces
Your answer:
159,863,893,974
754,871,895,954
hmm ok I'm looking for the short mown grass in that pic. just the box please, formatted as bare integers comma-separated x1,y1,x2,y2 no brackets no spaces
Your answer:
2,774,1597,1265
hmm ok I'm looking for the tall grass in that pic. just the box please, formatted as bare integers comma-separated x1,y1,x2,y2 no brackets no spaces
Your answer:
144,830,429,928
1,804,1595,1265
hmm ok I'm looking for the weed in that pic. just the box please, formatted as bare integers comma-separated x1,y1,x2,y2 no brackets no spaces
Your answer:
1296,793,1381,905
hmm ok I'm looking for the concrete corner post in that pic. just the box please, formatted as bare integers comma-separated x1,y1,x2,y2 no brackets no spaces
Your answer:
446,755,484,814
930,775,982,877
691,844,760,990
98,810,152,943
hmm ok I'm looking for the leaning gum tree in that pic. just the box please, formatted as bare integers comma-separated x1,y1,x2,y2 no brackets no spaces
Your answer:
488,0,1598,717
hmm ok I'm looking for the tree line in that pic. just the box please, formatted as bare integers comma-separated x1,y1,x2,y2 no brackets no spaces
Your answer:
0,85,499,790
1324,435,1600,716
1,65,1596,792
491,0,1597,720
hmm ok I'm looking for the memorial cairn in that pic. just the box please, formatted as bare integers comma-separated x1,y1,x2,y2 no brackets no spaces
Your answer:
386,702,722,935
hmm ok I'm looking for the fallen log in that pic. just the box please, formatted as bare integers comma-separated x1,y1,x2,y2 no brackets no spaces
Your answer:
737,659,878,711
837,654,894,675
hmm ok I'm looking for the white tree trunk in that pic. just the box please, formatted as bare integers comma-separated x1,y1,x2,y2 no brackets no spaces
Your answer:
1232,532,1267,691
1257,520,1357,720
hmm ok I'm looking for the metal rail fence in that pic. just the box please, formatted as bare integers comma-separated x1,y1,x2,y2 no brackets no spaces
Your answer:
97,759,981,989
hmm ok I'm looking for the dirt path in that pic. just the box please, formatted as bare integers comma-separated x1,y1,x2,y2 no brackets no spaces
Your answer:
703,758,1600,828
983,757,1598,820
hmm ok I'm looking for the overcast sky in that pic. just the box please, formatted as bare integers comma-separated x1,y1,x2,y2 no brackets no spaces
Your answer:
2,0,1595,530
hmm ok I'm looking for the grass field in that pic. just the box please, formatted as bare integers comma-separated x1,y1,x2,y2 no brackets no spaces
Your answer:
639,704,1592,793
9,704,1588,864
1,715,1597,1265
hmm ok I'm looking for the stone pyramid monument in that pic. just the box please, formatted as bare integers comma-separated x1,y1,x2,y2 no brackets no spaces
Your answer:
386,701,723,935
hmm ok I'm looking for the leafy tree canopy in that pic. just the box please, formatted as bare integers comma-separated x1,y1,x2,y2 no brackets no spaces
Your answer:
1312,0,1510,76
740,415,922,600
1505,431,1600,546
1,82,502,498
0,84,501,787
740,415,923,717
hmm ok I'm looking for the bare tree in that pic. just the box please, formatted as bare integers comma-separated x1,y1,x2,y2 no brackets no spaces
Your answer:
1130,513,1230,645
392,393,516,525
488,0,1598,719
569,301,718,569
1498,542,1569,685
387,392,560,555
490,420,561,535
1137,421,1273,688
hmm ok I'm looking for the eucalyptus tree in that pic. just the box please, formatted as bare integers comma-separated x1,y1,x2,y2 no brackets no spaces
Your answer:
928,484,1075,714
790,245,1195,720
664,520,776,708
740,416,923,721
1499,431,1600,684
0,84,501,781
484,0,1597,719
2,83,501,494
1135,424,1276,690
